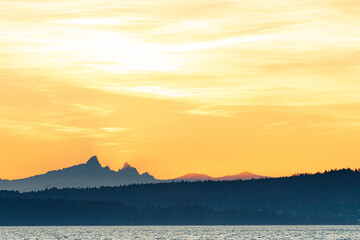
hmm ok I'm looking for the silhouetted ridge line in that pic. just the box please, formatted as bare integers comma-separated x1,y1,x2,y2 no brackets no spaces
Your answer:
0,156,267,191
0,156,157,192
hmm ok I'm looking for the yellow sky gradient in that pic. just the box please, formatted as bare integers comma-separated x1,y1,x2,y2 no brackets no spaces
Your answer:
1,0,360,180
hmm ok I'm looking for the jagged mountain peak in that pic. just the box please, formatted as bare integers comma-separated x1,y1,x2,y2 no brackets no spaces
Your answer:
118,162,139,175
122,162,131,169
86,156,101,167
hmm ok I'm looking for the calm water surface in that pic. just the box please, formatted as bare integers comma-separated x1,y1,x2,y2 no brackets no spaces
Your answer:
0,226,359,239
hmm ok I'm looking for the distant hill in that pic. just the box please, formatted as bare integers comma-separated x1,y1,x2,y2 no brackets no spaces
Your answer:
174,173,216,181
0,156,157,192
173,171,266,181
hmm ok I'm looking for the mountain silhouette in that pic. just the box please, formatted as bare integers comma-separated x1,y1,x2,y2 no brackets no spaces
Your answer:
0,156,157,192
0,156,267,191
173,171,266,181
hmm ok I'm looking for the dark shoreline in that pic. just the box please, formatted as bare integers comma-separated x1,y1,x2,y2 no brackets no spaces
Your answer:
1,169,360,225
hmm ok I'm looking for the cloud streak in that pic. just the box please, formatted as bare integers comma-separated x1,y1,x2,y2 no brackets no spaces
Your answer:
1,0,360,179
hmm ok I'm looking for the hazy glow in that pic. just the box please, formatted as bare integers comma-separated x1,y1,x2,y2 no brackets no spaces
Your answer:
1,0,360,179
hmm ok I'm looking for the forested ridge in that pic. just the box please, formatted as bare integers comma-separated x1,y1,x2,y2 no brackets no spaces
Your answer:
0,169,359,225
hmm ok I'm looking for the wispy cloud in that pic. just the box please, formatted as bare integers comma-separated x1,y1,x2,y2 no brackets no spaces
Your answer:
92,85,198,98
2,0,360,179
71,104,115,115
182,107,236,117
100,127,133,132
52,16,154,26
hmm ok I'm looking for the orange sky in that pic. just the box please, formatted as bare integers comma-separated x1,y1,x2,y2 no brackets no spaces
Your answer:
1,0,360,180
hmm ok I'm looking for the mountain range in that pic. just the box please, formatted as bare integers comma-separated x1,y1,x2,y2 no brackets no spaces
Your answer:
0,156,156,192
0,156,266,191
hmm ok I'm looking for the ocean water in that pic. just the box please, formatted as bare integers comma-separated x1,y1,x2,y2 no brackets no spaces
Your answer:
0,226,359,240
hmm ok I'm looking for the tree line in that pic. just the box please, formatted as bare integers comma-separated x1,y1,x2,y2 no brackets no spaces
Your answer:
0,169,359,225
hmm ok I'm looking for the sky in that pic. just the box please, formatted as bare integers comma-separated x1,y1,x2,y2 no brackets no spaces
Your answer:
1,0,360,180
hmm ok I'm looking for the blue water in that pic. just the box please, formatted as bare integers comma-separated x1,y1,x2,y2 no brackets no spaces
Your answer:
0,226,359,239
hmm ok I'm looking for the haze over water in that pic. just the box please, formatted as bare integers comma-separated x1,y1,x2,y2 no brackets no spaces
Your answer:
1,226,360,240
